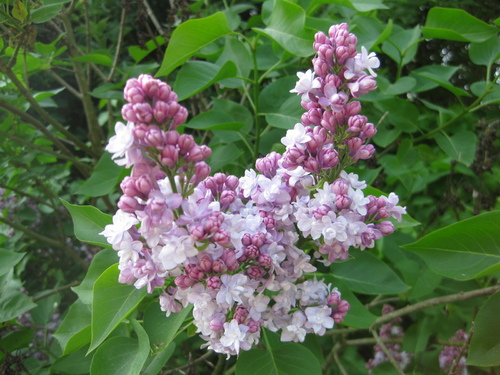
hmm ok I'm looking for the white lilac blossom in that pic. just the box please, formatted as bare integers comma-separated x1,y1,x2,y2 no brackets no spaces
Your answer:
100,23,406,358
289,69,321,102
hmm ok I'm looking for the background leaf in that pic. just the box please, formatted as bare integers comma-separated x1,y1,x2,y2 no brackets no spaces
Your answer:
53,299,91,355
423,7,498,42
0,249,25,277
75,152,123,197
402,211,500,280
467,291,500,366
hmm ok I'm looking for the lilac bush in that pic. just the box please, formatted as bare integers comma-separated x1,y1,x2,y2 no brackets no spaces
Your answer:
100,23,406,357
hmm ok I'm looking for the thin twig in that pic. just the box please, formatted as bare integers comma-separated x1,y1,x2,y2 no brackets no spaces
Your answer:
370,327,405,375
161,351,214,374
373,284,500,327
32,281,80,302
46,69,82,98
142,0,164,35
107,7,127,82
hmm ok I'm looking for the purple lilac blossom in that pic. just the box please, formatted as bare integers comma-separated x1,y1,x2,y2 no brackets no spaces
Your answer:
100,23,406,358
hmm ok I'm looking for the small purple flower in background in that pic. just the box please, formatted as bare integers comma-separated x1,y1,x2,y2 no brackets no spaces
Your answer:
439,329,469,375
100,23,406,357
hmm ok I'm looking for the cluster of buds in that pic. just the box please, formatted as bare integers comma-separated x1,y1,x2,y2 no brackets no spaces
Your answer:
366,305,413,372
101,24,406,357
439,330,468,375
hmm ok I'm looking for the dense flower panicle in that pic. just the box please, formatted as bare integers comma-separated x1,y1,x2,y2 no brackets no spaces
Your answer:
101,24,406,357
439,330,468,375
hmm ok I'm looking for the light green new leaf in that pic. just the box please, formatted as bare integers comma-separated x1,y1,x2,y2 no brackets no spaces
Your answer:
265,96,303,130
73,249,118,305
383,77,417,95
435,130,477,166
402,211,500,280
410,65,460,93
89,265,146,353
75,152,123,197
423,7,498,42
308,0,387,12
469,36,500,67
0,249,25,277
330,249,409,295
156,13,233,77
61,199,112,248
236,343,322,375
351,17,393,52
31,3,63,23
468,291,500,366
173,60,237,101
253,0,315,57
53,299,91,355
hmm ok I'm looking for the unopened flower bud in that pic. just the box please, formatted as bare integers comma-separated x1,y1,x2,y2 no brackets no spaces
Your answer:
118,195,140,213
206,276,221,290
211,259,227,274
199,255,212,273
178,134,195,155
174,275,196,289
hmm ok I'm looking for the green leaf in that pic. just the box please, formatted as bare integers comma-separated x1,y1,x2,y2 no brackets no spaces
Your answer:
72,249,118,305
471,81,500,105
402,211,500,280
410,65,460,93
351,17,393,51
72,53,113,66
383,76,416,95
216,36,252,88
61,199,112,248
423,7,498,42
381,26,420,66
0,291,37,322
128,36,166,63
185,110,246,131
414,70,471,97
435,130,477,166
0,249,25,276
31,3,63,23
253,0,315,58
75,152,123,197
53,299,91,355
208,142,245,172
143,301,192,350
330,249,409,295
90,330,149,375
374,98,420,133
141,344,175,375
265,96,303,130
308,0,387,12
236,343,322,375
173,60,237,101
51,345,93,375
156,13,233,77
0,329,34,362
468,291,500,366
89,264,146,353
469,36,500,67
12,0,27,22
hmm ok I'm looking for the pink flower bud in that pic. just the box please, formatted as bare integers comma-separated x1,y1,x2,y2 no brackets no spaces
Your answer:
174,275,196,289
241,233,252,247
118,195,140,213
318,44,334,61
245,244,260,259
199,255,212,273
211,259,227,274
221,249,238,271
153,101,169,123
178,134,195,155
361,123,377,139
318,146,339,169
209,316,224,331
377,221,394,235
331,179,349,195
225,175,239,190
136,175,153,195
145,126,164,148
247,319,261,333
187,265,205,280
335,194,351,210
132,123,148,141
214,172,226,185
213,229,231,247
327,291,341,306
134,102,153,124
220,190,236,208
139,74,159,99
258,253,272,267
190,225,206,241
121,176,139,197
347,137,362,152
304,157,320,173
251,232,266,247
122,103,138,122
160,145,178,169
124,86,145,104
192,161,211,184
156,83,172,101
172,106,188,129
164,130,179,145
345,101,361,116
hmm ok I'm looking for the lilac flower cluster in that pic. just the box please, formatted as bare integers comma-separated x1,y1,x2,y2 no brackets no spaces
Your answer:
366,305,413,372
439,330,468,375
100,23,406,357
